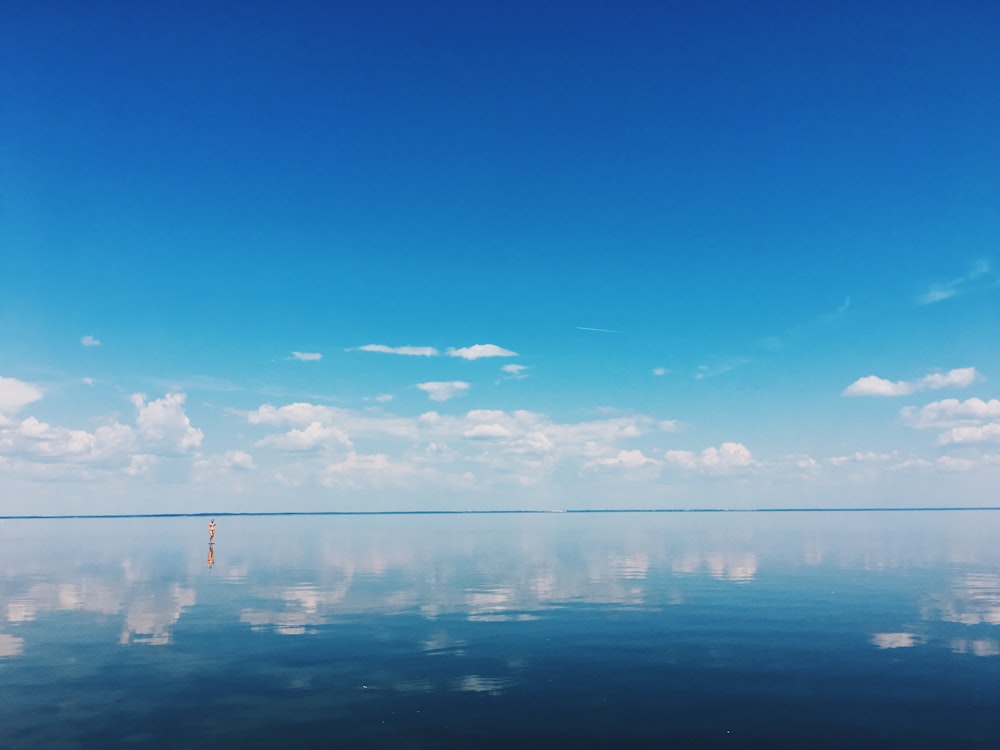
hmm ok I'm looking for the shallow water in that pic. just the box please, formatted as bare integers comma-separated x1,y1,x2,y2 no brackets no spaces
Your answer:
2,511,999,748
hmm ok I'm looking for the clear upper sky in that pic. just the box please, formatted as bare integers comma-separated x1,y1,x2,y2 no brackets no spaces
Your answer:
2,1,998,513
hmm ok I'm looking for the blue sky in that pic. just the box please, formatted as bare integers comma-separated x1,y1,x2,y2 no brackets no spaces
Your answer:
2,1,999,513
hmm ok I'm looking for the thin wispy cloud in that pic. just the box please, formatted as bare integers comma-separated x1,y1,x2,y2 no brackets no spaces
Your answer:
843,367,977,397
577,326,621,334
919,260,991,305
290,351,323,362
501,364,528,380
81,335,101,347
821,297,851,322
446,344,517,360
417,381,471,402
357,344,440,357
694,359,748,380
652,368,669,376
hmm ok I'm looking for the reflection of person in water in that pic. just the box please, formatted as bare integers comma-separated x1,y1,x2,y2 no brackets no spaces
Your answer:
207,544,215,569
208,518,216,542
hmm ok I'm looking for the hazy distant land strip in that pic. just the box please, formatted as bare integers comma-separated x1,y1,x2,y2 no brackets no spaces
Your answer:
3,507,1000,520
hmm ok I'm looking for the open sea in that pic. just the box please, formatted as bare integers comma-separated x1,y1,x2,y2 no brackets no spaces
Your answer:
1,510,999,748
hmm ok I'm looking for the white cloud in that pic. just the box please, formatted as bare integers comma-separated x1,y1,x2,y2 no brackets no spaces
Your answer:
243,401,679,491
223,450,256,470
937,456,976,472
652,368,669,376
827,451,894,466
131,393,204,454
590,449,660,468
937,423,1000,445
358,344,439,357
463,424,513,439
125,454,160,476
446,344,517,360
899,397,1000,446
0,376,43,422
255,421,352,451
290,351,322,361
81,335,101,347
665,442,754,472
417,381,471,402
2,417,137,462
843,367,977,397
900,398,1000,429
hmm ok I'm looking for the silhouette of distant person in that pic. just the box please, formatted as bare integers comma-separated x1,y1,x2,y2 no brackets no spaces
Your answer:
208,518,216,543
207,544,215,569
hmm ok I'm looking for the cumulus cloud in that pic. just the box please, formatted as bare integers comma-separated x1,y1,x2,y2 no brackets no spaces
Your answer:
937,423,1000,445
131,393,204,454
290,351,322,361
417,381,471,402
664,442,754,472
244,400,679,490
223,450,256,470
2,417,137,462
843,367,977,397
0,376,43,422
899,397,1000,446
81,335,101,347
900,398,1000,429
358,344,439,357
447,344,517,360
255,421,352,451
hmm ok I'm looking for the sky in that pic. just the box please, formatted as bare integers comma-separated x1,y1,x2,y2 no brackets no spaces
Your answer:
2,1,999,514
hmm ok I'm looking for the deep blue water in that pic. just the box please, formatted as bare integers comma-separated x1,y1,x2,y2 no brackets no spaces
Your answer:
2,511,999,748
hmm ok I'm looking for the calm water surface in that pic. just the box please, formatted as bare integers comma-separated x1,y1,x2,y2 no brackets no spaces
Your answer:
2,511,999,748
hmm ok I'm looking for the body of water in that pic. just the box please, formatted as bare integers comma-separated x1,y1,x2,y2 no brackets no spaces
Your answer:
2,511,999,748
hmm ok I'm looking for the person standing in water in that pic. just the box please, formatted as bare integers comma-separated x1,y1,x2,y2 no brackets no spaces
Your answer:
208,518,216,543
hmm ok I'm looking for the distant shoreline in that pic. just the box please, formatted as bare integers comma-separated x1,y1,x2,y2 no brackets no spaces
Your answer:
3,507,1000,520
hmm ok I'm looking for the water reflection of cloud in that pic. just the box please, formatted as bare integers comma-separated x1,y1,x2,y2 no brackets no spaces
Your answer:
608,552,650,579
871,632,919,649
670,552,758,583
422,631,466,656
950,638,1000,657
120,584,195,646
923,573,1000,626
240,581,355,635
451,675,514,696
0,632,24,657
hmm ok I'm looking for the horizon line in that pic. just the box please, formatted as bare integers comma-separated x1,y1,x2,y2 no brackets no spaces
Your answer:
3,507,1000,520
